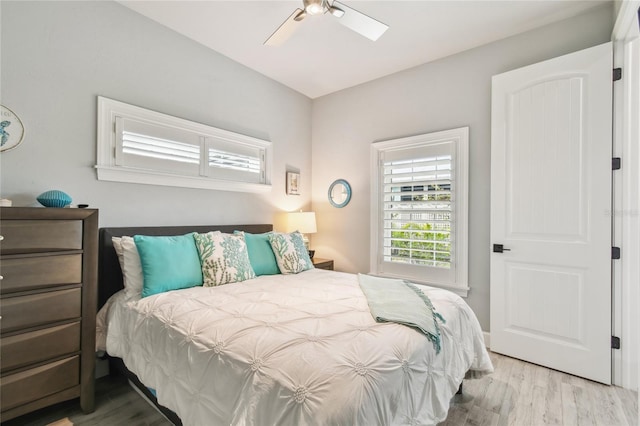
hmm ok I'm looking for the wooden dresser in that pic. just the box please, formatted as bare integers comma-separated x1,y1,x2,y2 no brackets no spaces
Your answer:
0,207,98,421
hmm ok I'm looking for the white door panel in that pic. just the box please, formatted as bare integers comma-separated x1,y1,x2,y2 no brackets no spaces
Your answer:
491,42,612,384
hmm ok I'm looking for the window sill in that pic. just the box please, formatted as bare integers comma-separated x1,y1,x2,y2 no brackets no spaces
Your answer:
368,271,469,298
95,166,272,194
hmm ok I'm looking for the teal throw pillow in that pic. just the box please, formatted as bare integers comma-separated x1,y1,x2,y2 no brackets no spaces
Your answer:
134,233,203,298
267,231,314,274
194,231,256,286
234,231,280,276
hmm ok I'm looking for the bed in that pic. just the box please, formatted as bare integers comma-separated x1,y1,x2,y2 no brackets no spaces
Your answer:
96,224,492,426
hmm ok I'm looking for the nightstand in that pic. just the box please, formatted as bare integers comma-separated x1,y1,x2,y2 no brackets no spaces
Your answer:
312,257,334,271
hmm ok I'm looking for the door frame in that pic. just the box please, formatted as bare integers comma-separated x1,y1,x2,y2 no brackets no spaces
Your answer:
611,0,639,391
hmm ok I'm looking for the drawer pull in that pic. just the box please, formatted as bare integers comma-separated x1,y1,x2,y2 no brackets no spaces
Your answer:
0,235,4,241
0,275,3,280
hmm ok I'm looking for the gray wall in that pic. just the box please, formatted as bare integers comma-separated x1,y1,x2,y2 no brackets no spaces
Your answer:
0,1,615,330
0,1,313,226
310,4,614,331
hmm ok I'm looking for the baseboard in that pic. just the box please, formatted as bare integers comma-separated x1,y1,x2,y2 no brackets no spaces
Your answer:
483,331,490,349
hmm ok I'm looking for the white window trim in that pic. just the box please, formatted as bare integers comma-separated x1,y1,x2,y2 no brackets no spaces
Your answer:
370,127,470,297
96,96,272,193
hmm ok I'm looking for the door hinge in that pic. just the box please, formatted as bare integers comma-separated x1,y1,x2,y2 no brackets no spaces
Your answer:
612,157,621,170
613,68,622,81
612,336,621,349
612,247,621,259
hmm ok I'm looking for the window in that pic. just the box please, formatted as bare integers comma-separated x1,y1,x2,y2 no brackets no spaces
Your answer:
370,127,469,296
96,97,271,193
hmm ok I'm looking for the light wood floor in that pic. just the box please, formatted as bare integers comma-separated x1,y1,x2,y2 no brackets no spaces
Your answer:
1,375,169,426
3,352,637,426
442,352,638,426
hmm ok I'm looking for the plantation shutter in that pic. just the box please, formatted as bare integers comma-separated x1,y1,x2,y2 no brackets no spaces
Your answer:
98,97,272,193
378,141,456,284
114,118,266,184
205,137,265,184
115,117,202,176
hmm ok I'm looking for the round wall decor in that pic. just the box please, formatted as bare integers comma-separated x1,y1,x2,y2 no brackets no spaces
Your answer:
0,105,25,152
328,179,352,208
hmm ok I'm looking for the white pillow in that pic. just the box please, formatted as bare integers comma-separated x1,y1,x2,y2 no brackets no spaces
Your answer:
112,237,125,271
111,235,144,300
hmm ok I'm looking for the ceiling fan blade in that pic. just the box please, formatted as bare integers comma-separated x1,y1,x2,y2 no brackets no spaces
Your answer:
331,1,388,41
264,8,305,46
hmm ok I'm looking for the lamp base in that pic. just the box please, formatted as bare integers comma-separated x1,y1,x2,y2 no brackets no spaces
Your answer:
301,234,314,258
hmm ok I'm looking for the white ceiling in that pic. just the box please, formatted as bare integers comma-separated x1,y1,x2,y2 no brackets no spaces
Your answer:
118,0,609,99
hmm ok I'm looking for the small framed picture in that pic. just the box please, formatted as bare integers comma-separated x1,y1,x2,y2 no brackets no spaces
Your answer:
286,172,300,195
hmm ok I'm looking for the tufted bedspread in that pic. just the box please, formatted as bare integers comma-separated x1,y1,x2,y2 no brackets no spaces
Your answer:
97,269,492,426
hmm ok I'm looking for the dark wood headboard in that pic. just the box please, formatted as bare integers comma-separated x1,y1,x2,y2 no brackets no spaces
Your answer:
98,224,273,309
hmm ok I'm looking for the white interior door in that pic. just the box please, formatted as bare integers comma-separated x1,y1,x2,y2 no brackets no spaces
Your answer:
490,42,612,384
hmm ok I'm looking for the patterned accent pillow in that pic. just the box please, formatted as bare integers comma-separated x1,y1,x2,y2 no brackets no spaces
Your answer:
194,231,256,286
267,231,314,274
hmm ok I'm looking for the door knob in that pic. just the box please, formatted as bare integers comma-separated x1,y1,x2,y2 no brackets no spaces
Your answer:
493,244,511,253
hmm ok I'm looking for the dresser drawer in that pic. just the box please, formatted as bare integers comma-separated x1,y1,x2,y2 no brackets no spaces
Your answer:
0,289,81,333
0,220,82,254
0,356,80,412
1,254,82,294
1,322,80,372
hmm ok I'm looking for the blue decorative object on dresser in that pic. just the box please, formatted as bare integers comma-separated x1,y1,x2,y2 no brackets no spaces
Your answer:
36,190,72,208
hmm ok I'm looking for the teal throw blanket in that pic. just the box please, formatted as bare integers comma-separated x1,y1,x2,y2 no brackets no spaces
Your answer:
358,274,445,353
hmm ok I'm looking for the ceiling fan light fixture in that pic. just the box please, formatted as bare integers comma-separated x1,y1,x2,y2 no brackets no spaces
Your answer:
303,0,325,16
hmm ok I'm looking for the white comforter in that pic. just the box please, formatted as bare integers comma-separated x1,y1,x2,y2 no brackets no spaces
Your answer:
98,269,492,426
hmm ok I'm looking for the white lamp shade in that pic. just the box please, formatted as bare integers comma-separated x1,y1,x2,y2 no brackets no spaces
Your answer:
284,212,317,234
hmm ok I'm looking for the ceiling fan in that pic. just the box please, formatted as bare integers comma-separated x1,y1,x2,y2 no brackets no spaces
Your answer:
264,0,389,46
